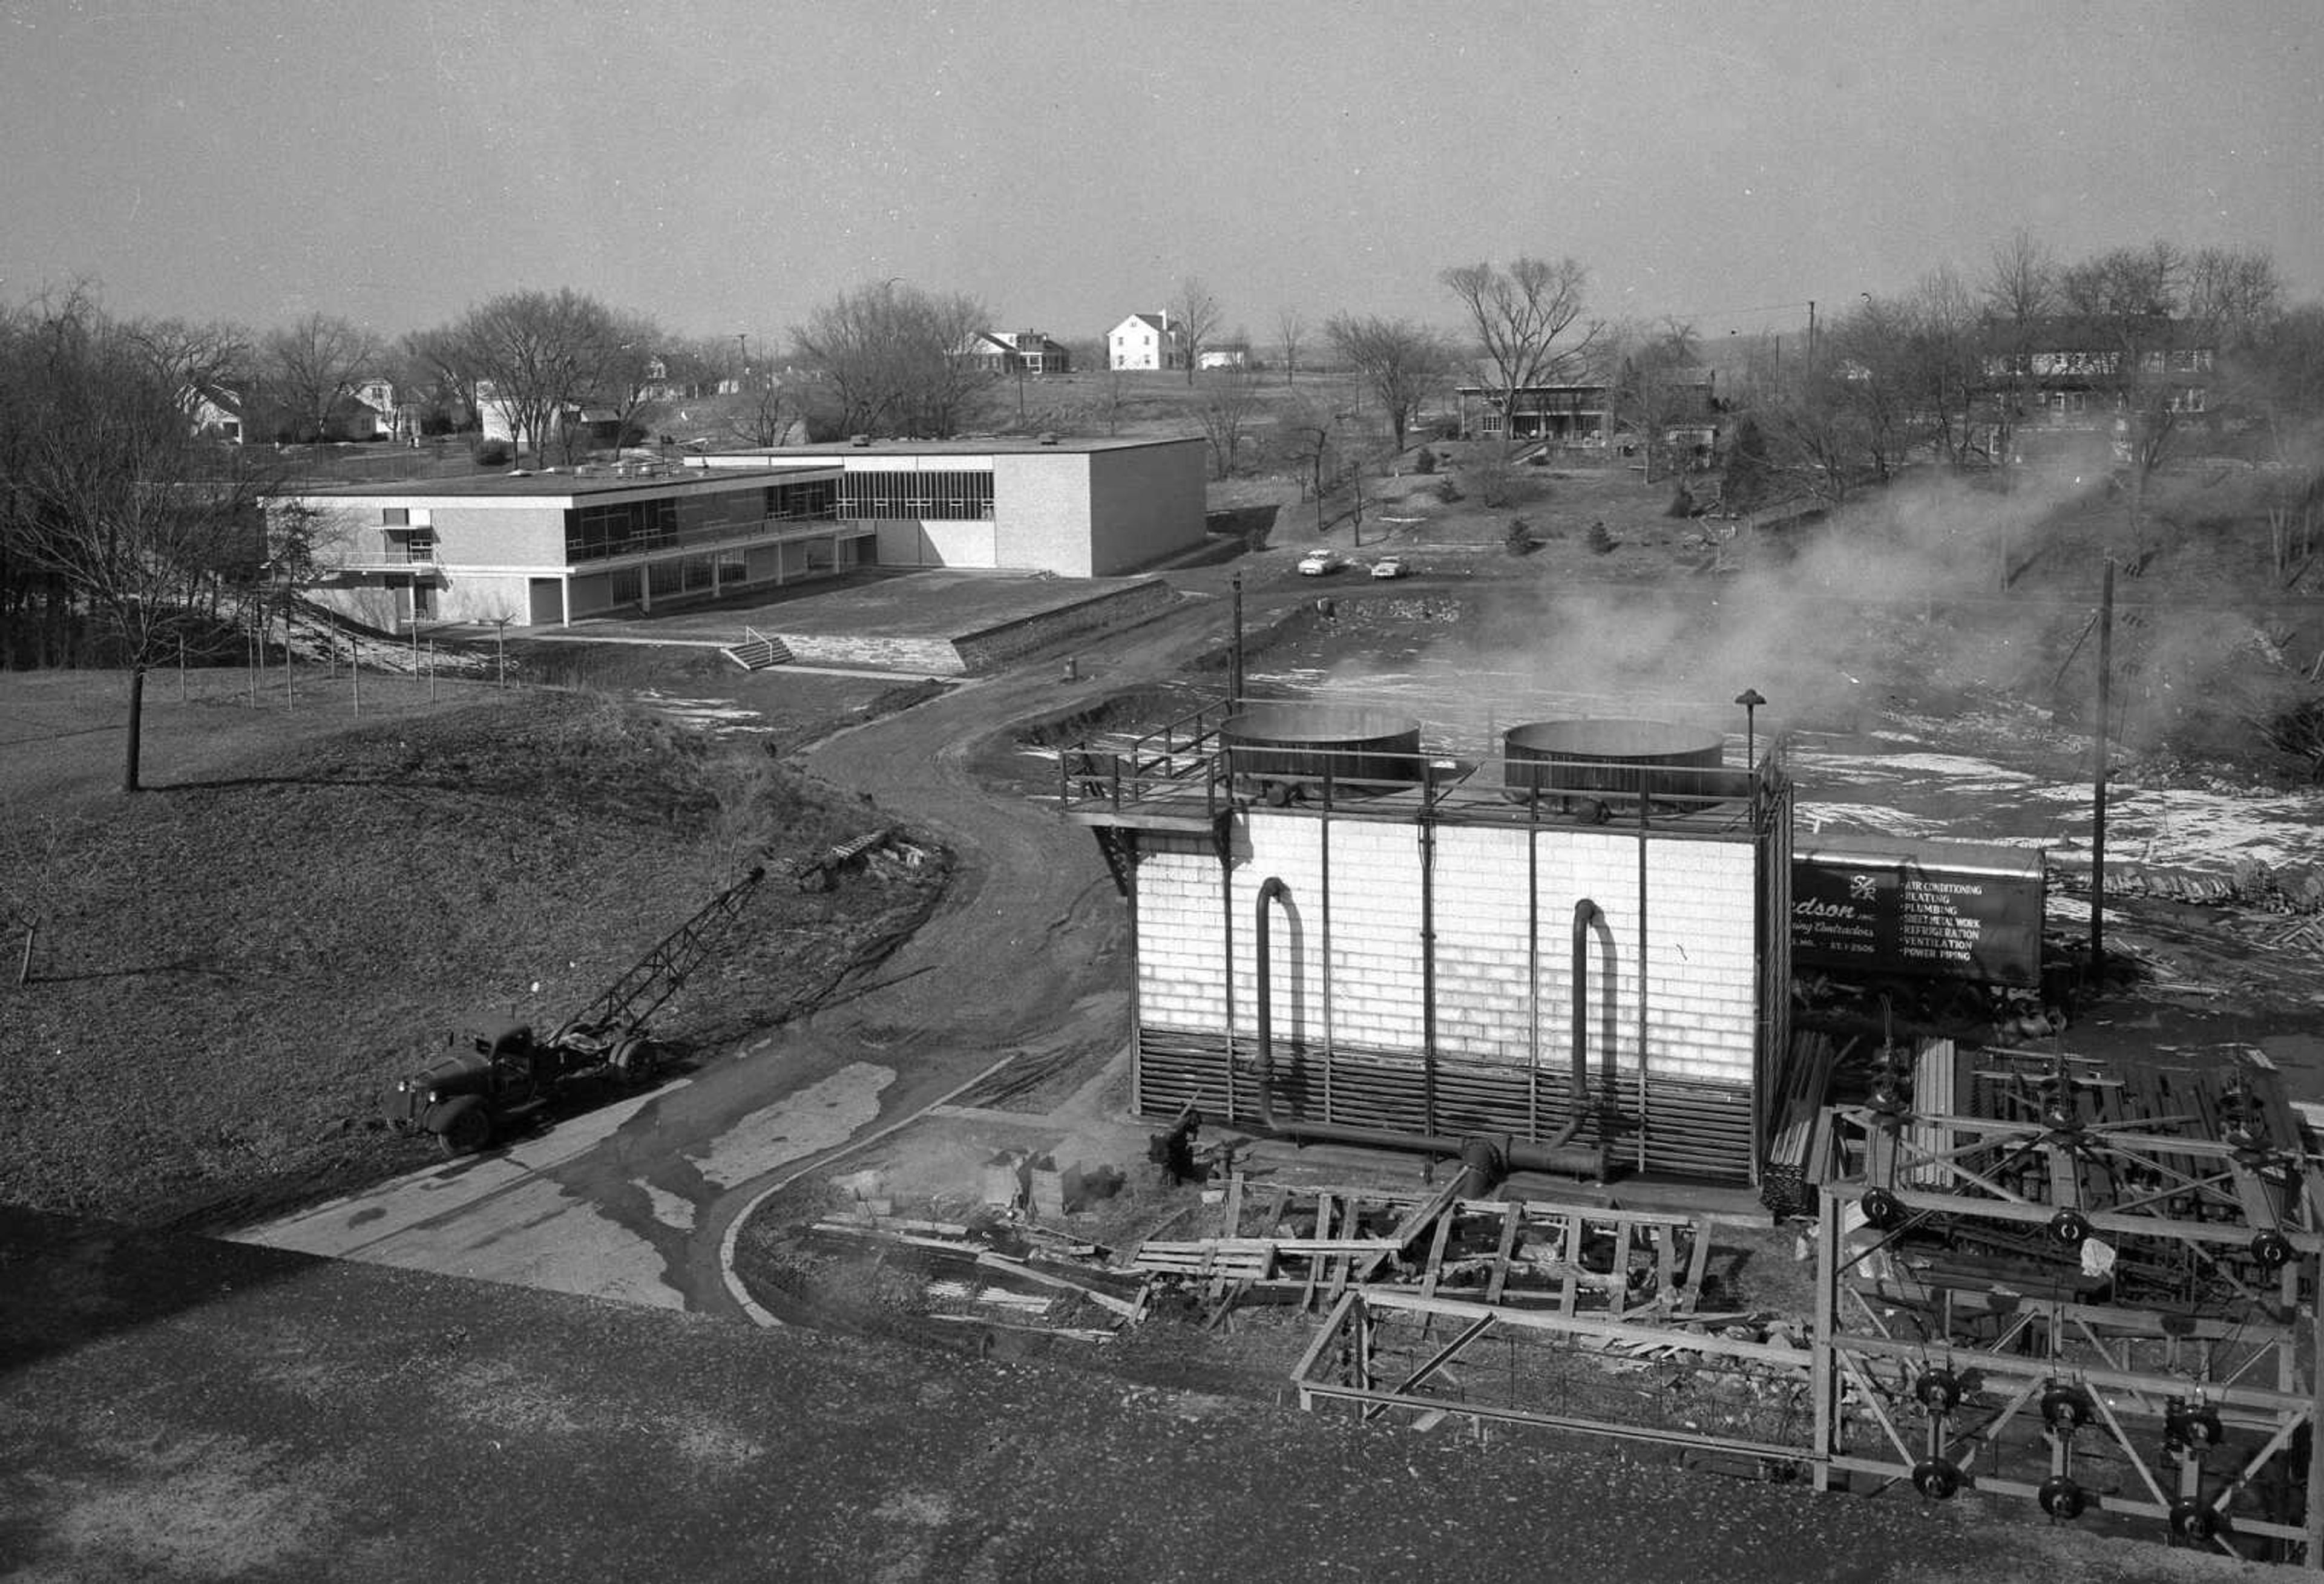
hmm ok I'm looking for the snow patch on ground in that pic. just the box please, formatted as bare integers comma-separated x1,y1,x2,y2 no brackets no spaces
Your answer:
692,1062,895,1190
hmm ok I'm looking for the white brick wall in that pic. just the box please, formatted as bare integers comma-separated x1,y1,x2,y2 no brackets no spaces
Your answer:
1134,813,1763,1088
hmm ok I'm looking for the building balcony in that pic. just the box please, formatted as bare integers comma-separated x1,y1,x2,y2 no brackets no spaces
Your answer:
338,540,439,571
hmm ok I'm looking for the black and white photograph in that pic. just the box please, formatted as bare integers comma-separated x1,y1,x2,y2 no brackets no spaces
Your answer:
2,2,2321,1578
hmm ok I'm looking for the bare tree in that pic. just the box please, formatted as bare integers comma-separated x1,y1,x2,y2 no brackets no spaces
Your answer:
1750,364,1871,509
1980,230,2058,464
1905,266,1984,464
2058,240,2185,319
725,375,796,447
128,316,254,402
424,288,628,465
1324,315,1456,452
2186,246,2284,346
1820,299,1915,485
1607,318,1708,479
789,280,994,439
1170,277,1222,386
1270,394,1347,531
1193,365,1264,479
1276,306,1307,384
399,324,482,436
586,309,669,456
1442,255,1598,437
262,312,384,442
2242,303,2324,463
0,296,274,791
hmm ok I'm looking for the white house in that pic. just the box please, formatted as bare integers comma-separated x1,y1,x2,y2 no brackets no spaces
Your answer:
1108,313,1184,372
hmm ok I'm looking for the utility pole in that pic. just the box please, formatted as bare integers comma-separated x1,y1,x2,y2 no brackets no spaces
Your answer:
1230,573,1246,705
1806,299,1817,363
2089,560,2115,978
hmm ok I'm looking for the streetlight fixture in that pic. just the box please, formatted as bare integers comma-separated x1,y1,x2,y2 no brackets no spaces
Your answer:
1735,688,1767,767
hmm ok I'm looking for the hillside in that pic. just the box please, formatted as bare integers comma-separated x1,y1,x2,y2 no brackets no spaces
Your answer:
0,689,949,1228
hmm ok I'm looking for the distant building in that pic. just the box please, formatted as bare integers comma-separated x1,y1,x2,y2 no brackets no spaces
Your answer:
474,379,583,450
1108,313,1184,372
1196,345,1251,371
185,384,249,444
1979,316,2215,465
959,330,1072,376
1455,368,1717,449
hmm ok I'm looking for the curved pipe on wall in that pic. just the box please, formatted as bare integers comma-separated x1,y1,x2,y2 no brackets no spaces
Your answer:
1251,876,1606,1179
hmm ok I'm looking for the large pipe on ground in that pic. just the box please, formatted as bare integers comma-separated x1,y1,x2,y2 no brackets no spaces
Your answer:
1250,877,1606,1180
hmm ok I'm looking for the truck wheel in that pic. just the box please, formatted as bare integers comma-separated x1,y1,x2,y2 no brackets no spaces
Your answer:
436,1096,493,1156
612,1036,659,1087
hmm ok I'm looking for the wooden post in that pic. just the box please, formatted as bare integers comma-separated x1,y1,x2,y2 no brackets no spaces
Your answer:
2307,1266,2324,1566
428,642,438,702
352,641,361,718
1811,1188,1842,1491
177,634,187,702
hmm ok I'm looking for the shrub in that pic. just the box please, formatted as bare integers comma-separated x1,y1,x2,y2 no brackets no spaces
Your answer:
1433,477,1463,505
1586,519,1617,555
1504,517,1534,555
1413,447,1436,475
473,437,514,466
1667,485,1695,518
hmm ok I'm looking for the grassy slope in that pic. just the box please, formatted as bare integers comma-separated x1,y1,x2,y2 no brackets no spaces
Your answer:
0,690,946,1228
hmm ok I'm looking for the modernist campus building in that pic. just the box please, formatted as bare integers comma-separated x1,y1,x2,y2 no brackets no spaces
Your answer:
284,436,1206,630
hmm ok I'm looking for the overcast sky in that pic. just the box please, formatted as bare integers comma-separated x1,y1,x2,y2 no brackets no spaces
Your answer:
2,0,2316,350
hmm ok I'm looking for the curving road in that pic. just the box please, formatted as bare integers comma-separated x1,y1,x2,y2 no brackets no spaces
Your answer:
237,572,1252,1315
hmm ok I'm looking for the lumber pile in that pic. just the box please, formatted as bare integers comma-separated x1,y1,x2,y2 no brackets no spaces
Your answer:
1761,1033,1850,1217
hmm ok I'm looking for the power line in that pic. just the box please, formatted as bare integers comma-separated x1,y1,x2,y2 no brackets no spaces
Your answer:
1617,300,1811,326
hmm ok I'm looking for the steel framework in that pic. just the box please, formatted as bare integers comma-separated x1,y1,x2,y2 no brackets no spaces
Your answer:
1290,1045,2324,1565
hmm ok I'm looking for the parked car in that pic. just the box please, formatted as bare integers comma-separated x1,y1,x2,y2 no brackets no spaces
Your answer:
1298,550,1343,576
1370,556,1407,580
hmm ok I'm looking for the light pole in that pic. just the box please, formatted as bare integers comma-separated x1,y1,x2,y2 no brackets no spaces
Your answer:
1736,688,1767,821
735,333,747,390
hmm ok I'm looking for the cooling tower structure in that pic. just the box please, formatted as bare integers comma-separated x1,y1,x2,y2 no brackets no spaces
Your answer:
1062,701,1793,1183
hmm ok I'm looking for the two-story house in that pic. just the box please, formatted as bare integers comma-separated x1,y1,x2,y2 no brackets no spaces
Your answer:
1108,313,1184,372
1980,316,2216,465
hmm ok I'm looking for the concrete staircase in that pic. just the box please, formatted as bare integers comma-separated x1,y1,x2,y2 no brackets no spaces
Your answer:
722,628,793,672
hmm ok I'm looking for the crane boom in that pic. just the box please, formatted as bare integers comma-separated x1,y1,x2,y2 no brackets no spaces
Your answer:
550,866,767,1050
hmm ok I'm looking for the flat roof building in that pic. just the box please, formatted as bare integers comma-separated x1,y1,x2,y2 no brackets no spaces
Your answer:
694,435,1205,579
281,463,862,630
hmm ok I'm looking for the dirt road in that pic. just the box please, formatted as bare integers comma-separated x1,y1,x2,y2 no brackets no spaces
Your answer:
232,577,1243,1314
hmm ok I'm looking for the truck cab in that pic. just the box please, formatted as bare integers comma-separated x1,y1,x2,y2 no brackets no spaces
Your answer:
384,1023,557,1154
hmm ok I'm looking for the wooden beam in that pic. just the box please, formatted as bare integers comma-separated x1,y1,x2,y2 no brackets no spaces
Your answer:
1485,1203,1521,1305
1361,1311,1497,1424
